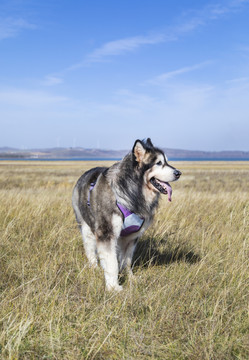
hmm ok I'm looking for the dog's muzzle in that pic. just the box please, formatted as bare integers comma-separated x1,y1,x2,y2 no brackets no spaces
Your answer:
174,169,182,179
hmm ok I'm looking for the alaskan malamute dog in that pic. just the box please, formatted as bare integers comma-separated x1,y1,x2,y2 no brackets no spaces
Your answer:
72,138,181,291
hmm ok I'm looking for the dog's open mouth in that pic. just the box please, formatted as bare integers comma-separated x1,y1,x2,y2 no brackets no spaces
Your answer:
150,177,172,202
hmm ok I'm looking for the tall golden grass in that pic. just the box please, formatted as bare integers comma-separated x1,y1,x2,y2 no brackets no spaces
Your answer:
0,160,248,359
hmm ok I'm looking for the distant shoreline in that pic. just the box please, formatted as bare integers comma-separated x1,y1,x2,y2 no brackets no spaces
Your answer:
1,146,249,161
1,157,249,162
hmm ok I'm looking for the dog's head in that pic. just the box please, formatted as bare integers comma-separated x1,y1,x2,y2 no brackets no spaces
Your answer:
133,138,181,201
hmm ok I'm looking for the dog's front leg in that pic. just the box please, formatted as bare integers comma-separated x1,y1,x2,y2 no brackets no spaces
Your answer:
97,240,122,292
96,214,123,292
118,237,138,277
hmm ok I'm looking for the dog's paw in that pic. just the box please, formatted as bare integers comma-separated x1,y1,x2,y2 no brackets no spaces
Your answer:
88,259,98,268
127,269,134,279
106,283,123,292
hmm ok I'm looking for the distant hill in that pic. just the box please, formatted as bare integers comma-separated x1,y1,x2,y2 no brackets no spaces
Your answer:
0,147,249,160
162,148,249,160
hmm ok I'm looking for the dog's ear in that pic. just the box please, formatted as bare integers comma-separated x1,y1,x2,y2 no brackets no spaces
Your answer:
133,140,146,163
146,138,154,148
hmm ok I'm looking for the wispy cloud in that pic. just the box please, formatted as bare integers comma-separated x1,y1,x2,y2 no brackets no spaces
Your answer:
86,34,167,63
85,1,248,64
45,0,249,81
172,0,249,35
64,33,170,72
237,44,249,59
0,88,68,107
147,61,213,85
226,76,249,84
41,76,64,87
0,17,36,40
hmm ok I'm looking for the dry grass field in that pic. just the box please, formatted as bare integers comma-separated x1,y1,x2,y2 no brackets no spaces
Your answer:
0,160,248,359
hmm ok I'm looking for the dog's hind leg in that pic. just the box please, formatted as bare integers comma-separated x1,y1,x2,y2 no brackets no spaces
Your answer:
81,221,98,268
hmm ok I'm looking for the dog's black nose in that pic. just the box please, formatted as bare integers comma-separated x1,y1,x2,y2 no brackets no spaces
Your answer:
174,169,182,178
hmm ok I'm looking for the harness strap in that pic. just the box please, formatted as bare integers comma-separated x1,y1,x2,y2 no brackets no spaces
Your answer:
117,203,144,237
87,182,96,207
87,181,144,236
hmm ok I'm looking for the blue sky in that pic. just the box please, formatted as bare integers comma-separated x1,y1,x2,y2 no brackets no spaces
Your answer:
0,0,249,151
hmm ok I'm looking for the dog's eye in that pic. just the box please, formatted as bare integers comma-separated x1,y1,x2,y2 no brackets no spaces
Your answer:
156,161,162,166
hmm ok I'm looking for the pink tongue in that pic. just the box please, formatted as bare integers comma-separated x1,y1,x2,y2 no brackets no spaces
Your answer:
165,183,172,202
157,180,172,202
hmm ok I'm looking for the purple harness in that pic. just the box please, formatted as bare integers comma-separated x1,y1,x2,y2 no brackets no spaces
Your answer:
87,182,144,237
87,182,96,207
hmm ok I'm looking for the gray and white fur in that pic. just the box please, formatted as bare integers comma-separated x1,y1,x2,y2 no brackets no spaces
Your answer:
72,138,181,291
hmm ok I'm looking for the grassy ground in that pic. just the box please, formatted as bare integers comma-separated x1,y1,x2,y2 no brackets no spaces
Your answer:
0,160,248,359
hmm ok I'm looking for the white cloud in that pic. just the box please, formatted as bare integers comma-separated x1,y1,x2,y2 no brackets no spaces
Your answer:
86,33,167,63
45,0,249,80
226,76,249,84
0,17,36,40
0,88,68,107
41,76,64,86
88,0,248,63
64,33,169,71
95,80,249,150
147,61,213,85
1,79,248,151
181,0,249,24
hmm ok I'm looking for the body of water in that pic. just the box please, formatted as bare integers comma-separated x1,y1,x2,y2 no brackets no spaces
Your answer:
1,157,249,161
